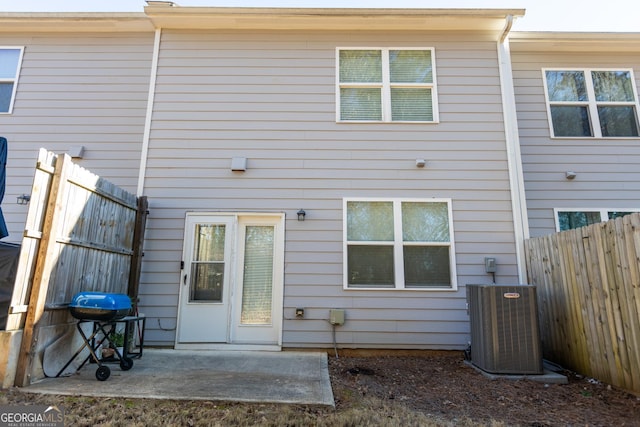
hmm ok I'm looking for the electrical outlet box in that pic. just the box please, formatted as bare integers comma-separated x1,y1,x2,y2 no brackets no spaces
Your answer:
329,309,345,325
484,257,497,273
295,308,304,318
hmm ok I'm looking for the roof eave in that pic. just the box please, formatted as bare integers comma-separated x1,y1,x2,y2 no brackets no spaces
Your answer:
510,31,640,53
0,13,154,33
144,7,525,32
0,8,526,34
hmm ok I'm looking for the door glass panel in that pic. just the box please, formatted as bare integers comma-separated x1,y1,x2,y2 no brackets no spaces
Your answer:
241,226,274,325
190,224,226,302
194,224,225,261
190,263,224,302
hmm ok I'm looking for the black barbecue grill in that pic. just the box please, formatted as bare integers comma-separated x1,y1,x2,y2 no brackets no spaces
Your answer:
58,292,134,381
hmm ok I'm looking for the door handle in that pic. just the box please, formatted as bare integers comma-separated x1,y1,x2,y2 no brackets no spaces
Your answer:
183,274,187,285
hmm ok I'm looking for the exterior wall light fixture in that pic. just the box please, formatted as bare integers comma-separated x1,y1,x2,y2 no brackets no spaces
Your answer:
17,194,31,205
297,209,306,221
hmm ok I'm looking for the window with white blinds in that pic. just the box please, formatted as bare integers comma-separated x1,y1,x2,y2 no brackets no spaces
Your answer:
337,48,438,123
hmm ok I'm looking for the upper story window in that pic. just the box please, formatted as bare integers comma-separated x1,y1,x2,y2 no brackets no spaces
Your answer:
0,47,24,114
337,48,438,123
555,208,640,231
543,69,640,138
344,198,456,290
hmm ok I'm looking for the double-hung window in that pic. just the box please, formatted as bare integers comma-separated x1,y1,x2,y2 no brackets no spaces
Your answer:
543,69,640,138
555,208,640,231
0,47,24,114
337,48,438,122
344,198,456,290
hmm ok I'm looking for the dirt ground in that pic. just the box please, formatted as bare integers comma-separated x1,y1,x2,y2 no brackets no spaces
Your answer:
1,351,639,426
328,351,640,426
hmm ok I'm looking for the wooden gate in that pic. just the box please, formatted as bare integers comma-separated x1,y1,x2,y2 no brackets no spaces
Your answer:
1,149,147,386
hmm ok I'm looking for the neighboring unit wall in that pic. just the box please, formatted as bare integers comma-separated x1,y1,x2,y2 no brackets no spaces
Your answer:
139,29,520,349
0,32,154,243
511,36,640,237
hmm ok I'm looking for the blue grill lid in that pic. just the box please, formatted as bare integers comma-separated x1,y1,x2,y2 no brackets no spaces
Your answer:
70,292,132,311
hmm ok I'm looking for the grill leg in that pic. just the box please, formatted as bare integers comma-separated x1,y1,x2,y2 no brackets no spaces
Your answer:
55,321,103,377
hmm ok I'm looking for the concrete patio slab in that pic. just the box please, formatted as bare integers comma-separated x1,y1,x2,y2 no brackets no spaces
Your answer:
21,349,335,406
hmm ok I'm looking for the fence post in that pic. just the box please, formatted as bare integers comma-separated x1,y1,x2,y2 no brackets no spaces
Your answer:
128,196,148,312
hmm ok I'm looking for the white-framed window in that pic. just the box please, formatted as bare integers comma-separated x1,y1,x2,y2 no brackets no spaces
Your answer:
343,198,456,290
554,208,640,232
543,68,640,138
336,48,438,123
0,47,24,114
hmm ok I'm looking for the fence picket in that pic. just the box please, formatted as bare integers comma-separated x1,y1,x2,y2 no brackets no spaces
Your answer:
580,226,614,384
617,216,640,390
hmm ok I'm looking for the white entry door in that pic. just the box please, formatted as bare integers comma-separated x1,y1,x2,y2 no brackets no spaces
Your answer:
176,213,284,348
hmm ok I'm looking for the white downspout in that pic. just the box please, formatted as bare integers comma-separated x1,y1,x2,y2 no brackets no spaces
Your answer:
497,16,530,283
137,28,162,197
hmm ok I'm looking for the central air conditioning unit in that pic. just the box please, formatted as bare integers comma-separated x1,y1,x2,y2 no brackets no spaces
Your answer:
467,284,543,374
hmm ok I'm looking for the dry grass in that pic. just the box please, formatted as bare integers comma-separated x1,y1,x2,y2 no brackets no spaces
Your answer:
1,352,638,426
0,390,479,427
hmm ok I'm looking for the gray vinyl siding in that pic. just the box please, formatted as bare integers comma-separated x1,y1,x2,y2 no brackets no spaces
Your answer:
0,32,154,243
511,49,640,237
140,29,519,349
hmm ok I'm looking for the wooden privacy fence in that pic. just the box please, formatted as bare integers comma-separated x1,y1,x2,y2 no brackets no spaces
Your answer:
525,213,640,393
2,149,147,386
